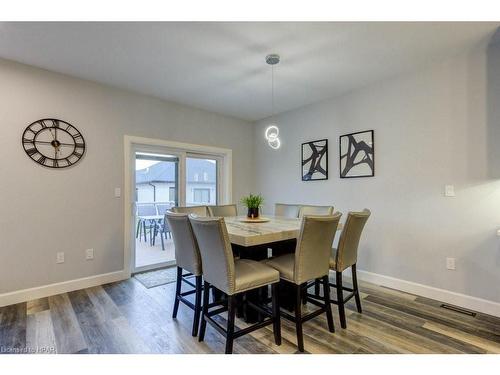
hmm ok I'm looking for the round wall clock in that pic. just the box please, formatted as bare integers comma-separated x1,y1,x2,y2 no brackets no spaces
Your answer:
22,118,86,168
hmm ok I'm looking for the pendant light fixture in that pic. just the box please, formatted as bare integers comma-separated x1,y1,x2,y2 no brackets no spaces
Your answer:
265,54,281,149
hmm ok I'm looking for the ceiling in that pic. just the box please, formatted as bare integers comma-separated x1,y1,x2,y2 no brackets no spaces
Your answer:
0,22,497,121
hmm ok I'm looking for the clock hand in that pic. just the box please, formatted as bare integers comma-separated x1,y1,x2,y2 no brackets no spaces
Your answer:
36,141,73,146
48,128,56,140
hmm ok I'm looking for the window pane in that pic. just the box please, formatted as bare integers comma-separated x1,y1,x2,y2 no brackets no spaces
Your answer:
186,157,217,206
135,153,178,206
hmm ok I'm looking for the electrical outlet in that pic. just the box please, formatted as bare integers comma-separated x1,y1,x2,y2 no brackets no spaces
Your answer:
444,185,455,197
85,248,94,260
446,257,456,270
56,252,65,264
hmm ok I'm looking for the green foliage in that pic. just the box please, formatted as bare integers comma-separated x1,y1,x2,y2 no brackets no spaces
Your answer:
240,193,264,209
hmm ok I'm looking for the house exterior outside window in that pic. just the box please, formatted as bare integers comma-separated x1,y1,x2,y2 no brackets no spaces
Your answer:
136,158,216,205
193,188,210,204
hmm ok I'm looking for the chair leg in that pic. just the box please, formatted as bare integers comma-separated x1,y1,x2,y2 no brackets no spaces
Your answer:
136,219,141,239
295,284,304,352
336,271,347,329
352,264,362,313
198,281,210,342
314,279,321,297
160,230,165,251
271,283,281,346
225,295,236,354
172,267,182,319
192,275,202,336
322,276,335,333
142,221,147,242
151,223,156,246
257,287,264,322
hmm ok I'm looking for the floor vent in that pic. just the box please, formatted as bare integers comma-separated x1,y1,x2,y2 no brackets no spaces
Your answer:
440,304,476,317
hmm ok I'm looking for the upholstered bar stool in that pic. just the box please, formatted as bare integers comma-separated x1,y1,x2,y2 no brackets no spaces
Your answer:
326,209,371,329
298,205,334,217
165,212,204,337
172,205,209,216
189,216,282,354
274,203,301,218
207,204,237,217
264,213,342,352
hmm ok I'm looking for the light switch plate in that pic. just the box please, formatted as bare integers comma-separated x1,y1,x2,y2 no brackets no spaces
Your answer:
444,185,455,197
446,257,456,270
114,188,121,198
56,252,65,264
85,248,94,260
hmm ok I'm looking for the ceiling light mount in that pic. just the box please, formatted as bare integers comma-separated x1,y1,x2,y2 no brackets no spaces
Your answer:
265,54,280,65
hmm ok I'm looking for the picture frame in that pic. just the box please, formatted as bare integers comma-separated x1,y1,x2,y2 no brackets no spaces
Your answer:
301,139,328,181
339,130,375,178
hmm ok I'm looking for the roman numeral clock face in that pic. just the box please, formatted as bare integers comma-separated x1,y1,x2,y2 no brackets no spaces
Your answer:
22,119,86,168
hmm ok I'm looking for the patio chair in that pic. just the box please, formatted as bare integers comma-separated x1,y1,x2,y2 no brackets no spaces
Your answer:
136,203,158,242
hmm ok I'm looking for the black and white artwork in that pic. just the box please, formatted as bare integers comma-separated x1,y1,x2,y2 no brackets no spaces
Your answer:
302,139,328,181
339,130,374,178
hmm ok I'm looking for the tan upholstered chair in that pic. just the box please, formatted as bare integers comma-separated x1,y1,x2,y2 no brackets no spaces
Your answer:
298,205,334,217
274,203,301,218
172,205,209,217
207,204,237,217
327,209,371,329
165,212,203,336
189,216,282,354
264,213,342,352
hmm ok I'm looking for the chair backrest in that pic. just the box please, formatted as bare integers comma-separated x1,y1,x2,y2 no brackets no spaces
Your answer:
165,212,202,276
293,213,342,284
155,202,172,215
189,216,235,295
207,204,238,217
298,205,334,218
274,203,301,218
172,205,209,217
136,203,157,216
335,209,371,271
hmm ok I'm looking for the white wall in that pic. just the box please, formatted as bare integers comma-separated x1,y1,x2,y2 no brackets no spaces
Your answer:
254,44,500,304
0,59,254,294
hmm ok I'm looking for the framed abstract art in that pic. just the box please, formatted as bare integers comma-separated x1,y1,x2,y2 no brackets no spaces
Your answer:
302,139,328,181
339,130,374,178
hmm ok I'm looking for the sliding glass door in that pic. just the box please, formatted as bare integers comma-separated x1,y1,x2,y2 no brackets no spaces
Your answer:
134,152,179,271
132,148,223,272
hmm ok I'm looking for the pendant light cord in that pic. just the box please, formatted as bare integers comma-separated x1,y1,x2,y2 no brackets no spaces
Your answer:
271,64,274,120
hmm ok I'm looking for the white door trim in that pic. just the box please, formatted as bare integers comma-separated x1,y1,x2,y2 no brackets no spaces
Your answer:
123,135,233,275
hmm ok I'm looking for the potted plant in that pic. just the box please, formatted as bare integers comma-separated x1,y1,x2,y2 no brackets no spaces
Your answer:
240,193,264,219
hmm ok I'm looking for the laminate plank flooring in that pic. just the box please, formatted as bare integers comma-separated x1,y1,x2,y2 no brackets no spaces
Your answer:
1,277,499,354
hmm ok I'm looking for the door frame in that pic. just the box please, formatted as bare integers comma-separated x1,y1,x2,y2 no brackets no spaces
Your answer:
123,135,233,276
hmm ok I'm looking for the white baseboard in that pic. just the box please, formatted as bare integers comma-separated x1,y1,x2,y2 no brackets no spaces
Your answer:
349,269,500,318
2,267,499,319
0,270,130,307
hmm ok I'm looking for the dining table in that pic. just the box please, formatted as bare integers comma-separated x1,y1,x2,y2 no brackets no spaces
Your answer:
223,215,343,322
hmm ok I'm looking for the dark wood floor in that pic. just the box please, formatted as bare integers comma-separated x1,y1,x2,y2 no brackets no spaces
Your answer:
1,276,500,354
